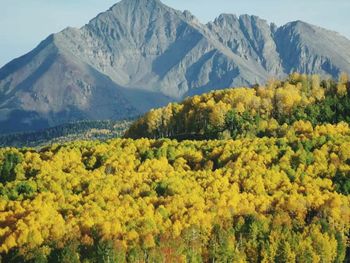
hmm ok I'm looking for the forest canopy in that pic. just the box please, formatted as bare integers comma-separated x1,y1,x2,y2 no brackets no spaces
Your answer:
0,74,350,262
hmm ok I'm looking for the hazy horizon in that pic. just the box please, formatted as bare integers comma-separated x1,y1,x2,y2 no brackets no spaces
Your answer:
1,0,349,67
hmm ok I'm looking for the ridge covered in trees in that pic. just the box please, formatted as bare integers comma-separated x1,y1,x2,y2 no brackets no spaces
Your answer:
0,74,349,262
126,73,350,140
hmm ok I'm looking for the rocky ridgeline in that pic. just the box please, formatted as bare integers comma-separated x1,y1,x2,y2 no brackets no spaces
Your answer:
0,0,350,134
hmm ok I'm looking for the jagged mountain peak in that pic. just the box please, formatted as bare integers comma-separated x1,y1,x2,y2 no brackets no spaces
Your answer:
239,14,262,22
1,0,350,134
95,0,164,16
279,20,350,42
212,13,268,27
275,19,350,75
214,14,239,24
279,20,318,35
112,0,168,16
83,0,186,44
116,0,162,6
89,0,173,24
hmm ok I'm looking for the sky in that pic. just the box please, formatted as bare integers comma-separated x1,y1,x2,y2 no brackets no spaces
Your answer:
0,0,349,67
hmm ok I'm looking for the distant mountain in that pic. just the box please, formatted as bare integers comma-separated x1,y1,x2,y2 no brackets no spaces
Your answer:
1,0,350,134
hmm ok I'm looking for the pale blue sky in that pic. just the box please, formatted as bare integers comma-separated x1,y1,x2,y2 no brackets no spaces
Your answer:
1,0,349,67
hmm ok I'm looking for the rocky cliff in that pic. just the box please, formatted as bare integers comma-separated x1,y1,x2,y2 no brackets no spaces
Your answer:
1,0,350,133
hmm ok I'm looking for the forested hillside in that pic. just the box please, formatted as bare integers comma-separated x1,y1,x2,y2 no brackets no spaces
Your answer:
126,73,350,140
0,127,349,262
0,74,350,262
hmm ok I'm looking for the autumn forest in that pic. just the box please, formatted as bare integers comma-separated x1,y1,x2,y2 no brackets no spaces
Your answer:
0,74,350,262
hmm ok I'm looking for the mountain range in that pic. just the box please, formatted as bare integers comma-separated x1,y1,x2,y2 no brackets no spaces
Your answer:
1,0,350,134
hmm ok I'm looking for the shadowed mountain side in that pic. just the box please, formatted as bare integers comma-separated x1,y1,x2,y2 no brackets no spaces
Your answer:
1,0,350,134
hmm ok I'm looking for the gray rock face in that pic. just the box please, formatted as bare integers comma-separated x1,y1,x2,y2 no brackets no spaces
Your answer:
275,21,350,75
1,0,350,133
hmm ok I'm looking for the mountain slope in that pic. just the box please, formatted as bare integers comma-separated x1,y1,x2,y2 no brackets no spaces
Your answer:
275,21,350,75
1,0,350,134
0,28,171,134
207,14,283,76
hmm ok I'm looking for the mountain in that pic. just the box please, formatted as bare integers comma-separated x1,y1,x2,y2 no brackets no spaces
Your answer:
1,0,350,134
